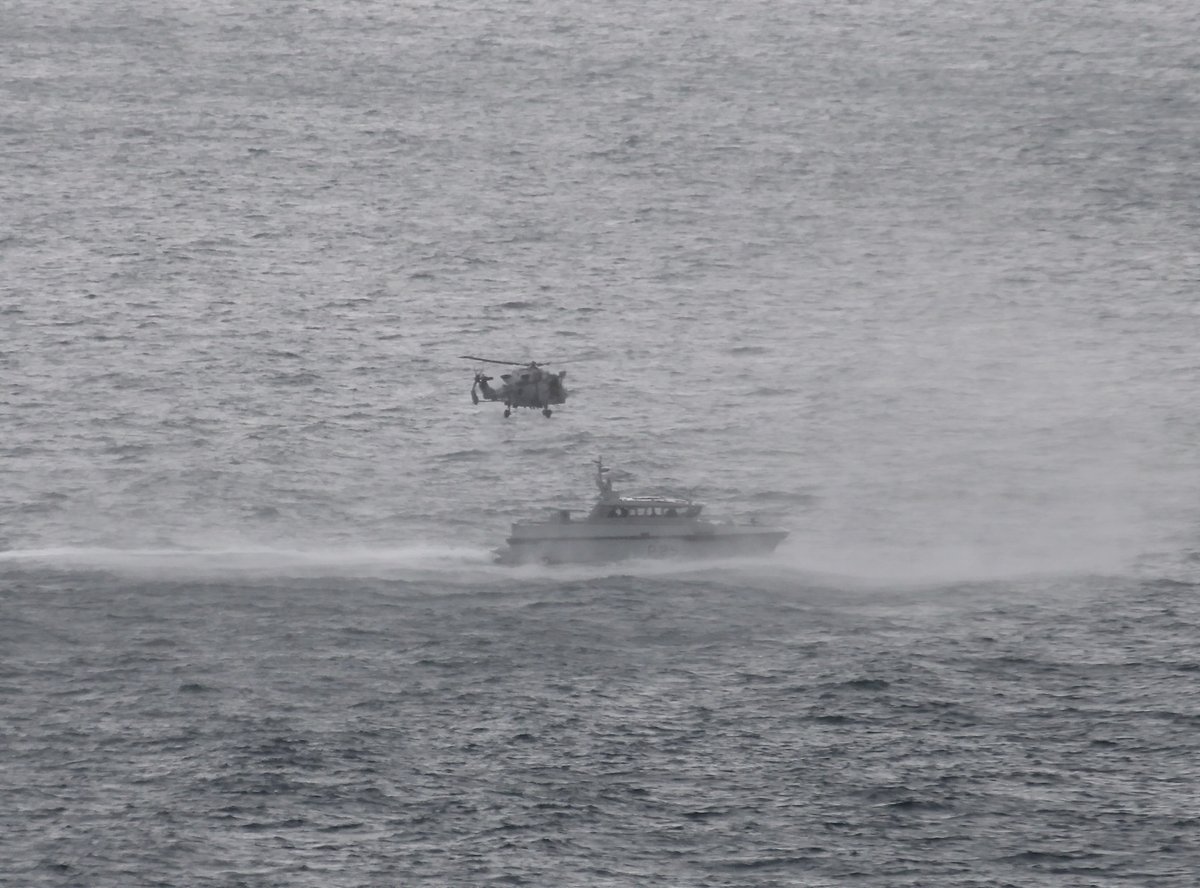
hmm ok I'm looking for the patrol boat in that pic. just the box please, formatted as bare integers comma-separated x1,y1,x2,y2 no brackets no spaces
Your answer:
495,459,789,565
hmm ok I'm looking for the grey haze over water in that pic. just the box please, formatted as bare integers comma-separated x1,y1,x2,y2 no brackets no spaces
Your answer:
3,0,1199,884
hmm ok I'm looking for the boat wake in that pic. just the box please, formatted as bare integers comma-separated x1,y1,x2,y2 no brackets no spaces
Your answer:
0,542,500,579
0,539,824,588
1,532,1169,590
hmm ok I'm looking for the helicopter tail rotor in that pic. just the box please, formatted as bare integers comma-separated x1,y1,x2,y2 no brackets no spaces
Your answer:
471,372,494,405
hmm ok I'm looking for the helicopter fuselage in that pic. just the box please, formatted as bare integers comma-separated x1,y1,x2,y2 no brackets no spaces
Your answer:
471,362,567,417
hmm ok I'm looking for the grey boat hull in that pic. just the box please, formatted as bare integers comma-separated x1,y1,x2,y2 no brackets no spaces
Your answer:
495,528,787,566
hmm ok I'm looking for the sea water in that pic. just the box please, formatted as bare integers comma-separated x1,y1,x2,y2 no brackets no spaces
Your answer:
3,0,1199,884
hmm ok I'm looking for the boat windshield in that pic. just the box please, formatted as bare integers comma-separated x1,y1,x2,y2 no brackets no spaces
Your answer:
603,504,689,518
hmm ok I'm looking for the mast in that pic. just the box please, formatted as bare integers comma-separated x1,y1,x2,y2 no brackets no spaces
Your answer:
595,457,613,497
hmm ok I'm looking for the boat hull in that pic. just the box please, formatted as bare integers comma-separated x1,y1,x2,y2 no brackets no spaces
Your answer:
495,528,787,566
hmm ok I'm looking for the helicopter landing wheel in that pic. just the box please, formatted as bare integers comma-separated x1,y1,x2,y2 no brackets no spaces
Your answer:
542,408,552,418
503,408,511,418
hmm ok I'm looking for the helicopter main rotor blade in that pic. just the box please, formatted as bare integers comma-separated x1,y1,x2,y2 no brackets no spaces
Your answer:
530,352,601,365
459,355,526,366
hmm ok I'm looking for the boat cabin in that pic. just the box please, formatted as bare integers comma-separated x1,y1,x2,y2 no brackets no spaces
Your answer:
583,459,704,522
587,497,702,521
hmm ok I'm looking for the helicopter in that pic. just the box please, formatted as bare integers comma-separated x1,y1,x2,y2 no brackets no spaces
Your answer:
462,355,568,418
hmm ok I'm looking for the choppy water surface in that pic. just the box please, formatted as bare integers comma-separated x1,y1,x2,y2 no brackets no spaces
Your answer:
3,0,1199,884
